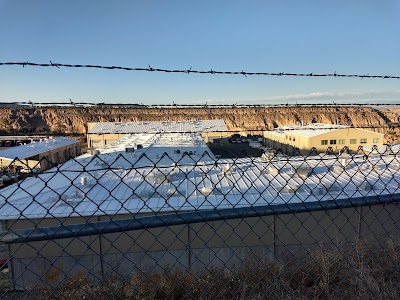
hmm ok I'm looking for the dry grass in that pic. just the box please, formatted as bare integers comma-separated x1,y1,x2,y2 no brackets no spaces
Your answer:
3,239,400,300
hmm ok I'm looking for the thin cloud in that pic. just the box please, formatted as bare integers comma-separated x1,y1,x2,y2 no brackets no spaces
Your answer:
146,92,400,106
266,91,400,103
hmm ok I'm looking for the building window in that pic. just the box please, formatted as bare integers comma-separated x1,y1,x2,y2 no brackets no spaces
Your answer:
339,139,345,144
350,139,357,144
330,140,337,145
289,136,292,141
373,138,380,143
321,140,328,145
293,137,295,142
360,138,367,144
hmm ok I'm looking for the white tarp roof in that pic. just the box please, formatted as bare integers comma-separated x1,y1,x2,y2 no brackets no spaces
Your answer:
88,120,228,134
0,133,399,220
0,137,79,160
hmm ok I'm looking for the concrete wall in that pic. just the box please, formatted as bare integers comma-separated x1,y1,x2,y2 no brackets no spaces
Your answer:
4,202,400,289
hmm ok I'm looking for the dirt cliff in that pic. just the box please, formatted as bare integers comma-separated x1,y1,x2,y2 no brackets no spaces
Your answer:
0,106,399,142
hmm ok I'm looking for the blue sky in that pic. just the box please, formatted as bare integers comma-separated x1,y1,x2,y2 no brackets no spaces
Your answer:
0,0,399,105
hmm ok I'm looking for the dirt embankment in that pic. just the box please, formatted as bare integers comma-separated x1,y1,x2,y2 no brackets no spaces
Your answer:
0,106,399,142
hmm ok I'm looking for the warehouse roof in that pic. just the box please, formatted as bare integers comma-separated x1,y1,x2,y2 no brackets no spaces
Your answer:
267,123,350,138
88,119,228,134
0,133,398,220
0,137,79,160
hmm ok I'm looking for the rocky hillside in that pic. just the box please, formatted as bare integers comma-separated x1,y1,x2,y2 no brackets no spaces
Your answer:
0,106,399,142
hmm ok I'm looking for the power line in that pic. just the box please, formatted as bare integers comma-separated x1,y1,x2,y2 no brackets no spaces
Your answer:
0,61,399,79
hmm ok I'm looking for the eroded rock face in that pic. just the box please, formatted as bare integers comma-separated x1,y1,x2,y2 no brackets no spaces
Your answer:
0,106,398,141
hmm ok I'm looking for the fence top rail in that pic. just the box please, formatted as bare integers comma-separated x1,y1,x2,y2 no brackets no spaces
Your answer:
1,193,399,244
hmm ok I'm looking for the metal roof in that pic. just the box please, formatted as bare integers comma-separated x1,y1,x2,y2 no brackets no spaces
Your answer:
269,123,350,138
0,137,79,160
88,120,228,134
0,133,399,220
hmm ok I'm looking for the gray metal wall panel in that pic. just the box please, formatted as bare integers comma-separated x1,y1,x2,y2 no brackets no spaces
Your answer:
6,204,400,289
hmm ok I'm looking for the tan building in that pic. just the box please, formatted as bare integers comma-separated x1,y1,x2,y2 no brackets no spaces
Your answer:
264,123,384,155
0,137,81,172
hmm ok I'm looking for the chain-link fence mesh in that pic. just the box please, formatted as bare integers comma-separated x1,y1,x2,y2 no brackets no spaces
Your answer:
0,132,400,299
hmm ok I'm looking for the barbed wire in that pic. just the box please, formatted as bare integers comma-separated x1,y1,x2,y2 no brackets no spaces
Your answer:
83,125,400,133
1,101,400,108
0,61,399,79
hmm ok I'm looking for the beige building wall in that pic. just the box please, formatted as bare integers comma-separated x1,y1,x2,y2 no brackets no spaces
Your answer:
0,142,81,172
87,123,97,132
263,131,305,155
201,132,233,143
0,158,40,171
87,133,127,148
37,142,81,170
309,128,384,152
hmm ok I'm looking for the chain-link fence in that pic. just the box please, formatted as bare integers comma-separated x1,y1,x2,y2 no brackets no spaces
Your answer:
0,133,400,299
